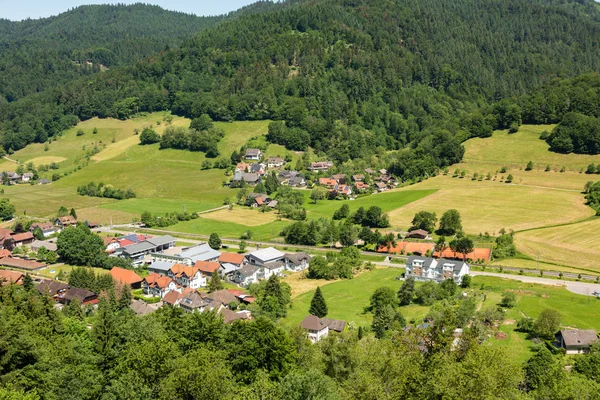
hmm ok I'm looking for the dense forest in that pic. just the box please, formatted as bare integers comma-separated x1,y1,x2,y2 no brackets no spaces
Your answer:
2,0,600,167
2,280,600,399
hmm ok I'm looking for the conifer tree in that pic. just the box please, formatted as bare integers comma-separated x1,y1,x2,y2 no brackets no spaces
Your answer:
309,286,328,318
118,285,132,309
22,273,33,291
209,271,223,292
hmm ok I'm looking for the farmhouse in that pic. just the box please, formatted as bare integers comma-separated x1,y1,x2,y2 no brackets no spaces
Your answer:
21,172,34,182
246,247,285,266
110,267,143,289
232,171,261,185
405,256,470,284
37,178,51,185
30,222,58,237
556,329,598,354
245,148,263,160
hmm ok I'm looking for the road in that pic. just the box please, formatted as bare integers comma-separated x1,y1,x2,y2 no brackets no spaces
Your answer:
471,271,600,297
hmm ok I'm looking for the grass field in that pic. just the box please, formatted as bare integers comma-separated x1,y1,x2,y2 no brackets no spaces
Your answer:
200,207,278,226
389,175,594,234
35,264,109,279
514,218,600,272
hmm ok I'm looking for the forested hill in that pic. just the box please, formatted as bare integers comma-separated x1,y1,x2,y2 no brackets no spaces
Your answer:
2,0,600,174
0,2,278,102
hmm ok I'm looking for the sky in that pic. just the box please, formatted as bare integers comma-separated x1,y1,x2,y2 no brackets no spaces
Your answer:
1,0,259,21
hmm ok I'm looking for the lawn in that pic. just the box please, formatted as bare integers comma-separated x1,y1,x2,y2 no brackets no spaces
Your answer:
200,207,278,226
388,175,594,234
282,267,429,328
514,218,600,272
35,264,109,280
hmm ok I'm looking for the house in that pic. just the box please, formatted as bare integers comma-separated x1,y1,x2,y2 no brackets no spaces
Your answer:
301,315,330,343
249,163,266,175
162,290,183,307
352,174,365,182
194,260,220,278
0,269,24,286
219,252,246,268
37,178,51,185
354,182,370,192
236,162,250,173
374,182,388,192
364,168,376,175
233,171,261,185
219,307,251,324
308,161,333,171
142,273,179,298
153,244,221,266
85,221,99,229
55,216,77,229
168,264,206,289
204,289,239,307
331,174,346,184
103,237,121,252
336,184,352,197
300,315,347,343
246,193,271,208
148,260,177,275
29,222,58,237
110,267,143,289
267,156,285,168
21,172,34,182
232,265,263,286
246,247,285,266
130,299,156,316
11,232,34,247
0,229,13,249
30,239,57,252
379,169,388,175
289,175,306,187
263,261,285,279
179,291,212,313
556,330,598,354
406,229,430,240
36,280,69,298
405,256,470,284
267,200,278,208
319,177,337,189
60,287,98,305
245,148,263,160
284,252,312,272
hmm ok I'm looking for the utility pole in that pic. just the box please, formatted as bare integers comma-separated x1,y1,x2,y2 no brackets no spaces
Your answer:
183,204,186,214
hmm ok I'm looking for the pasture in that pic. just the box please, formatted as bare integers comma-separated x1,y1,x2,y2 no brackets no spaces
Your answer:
389,175,594,234
200,207,278,226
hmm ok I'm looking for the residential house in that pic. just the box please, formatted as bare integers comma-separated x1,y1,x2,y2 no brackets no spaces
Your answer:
246,247,285,266
331,174,347,184
405,256,470,284
11,232,34,247
218,252,246,275
219,307,251,324
300,315,347,343
556,330,598,354
179,291,212,313
263,261,285,279
103,237,121,253
406,229,430,240
21,172,34,182
364,168,376,175
142,273,179,298
168,264,206,289
301,315,330,343
232,265,263,286
267,156,285,168
162,290,183,307
36,280,69,299
55,216,77,229
0,229,13,249
110,267,143,289
232,171,261,185
130,299,157,316
37,178,51,185
352,174,365,182
308,161,333,171
30,239,57,252
335,184,352,197
60,287,98,305
354,182,370,192
319,177,337,189
245,148,263,160
0,270,24,286
374,182,388,192
379,169,388,175
246,193,271,208
249,163,266,176
29,222,58,237
204,289,239,307
284,252,312,272
194,260,220,280
289,175,306,187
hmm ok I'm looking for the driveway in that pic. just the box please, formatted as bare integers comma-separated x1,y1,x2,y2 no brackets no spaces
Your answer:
471,271,600,297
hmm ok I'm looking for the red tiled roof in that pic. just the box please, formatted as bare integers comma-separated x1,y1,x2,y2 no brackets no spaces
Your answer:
57,216,77,225
110,267,143,286
0,257,46,270
12,232,34,242
0,270,24,285
0,250,12,258
169,264,200,279
118,239,135,247
144,273,173,289
103,237,117,246
194,261,220,275
319,178,337,187
219,252,245,265
162,290,182,305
